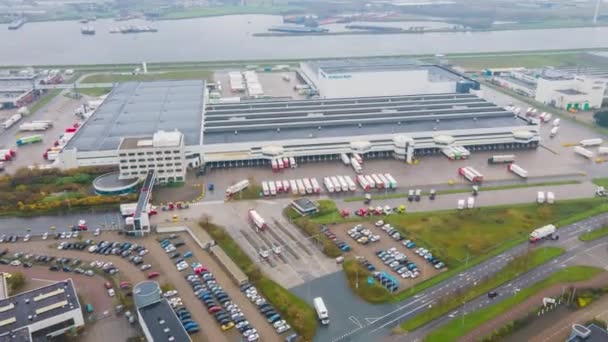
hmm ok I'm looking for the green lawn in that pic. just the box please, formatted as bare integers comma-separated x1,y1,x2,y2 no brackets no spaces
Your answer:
400,247,564,331
343,259,392,303
81,70,213,83
343,180,580,202
425,266,605,342
580,226,608,242
160,5,299,20
76,87,112,97
449,52,604,70
593,178,608,188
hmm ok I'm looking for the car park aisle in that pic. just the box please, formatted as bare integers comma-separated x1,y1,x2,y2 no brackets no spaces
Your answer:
144,236,231,342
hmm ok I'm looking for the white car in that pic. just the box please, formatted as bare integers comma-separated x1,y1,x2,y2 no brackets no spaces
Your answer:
244,329,257,337
107,289,115,297
273,320,287,329
66,232,72,239
140,264,152,271
163,290,178,298
400,272,410,279
277,324,291,333
94,228,101,236
85,270,94,277
10,260,21,266
88,246,97,253
165,245,176,253
374,220,384,227
73,232,79,238
176,262,189,271
60,232,66,239
138,249,149,256
42,232,48,240
382,224,392,231
247,334,259,342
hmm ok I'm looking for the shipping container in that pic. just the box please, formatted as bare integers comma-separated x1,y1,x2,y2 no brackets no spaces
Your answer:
580,138,603,147
344,176,357,191
323,177,335,193
330,177,341,192
341,153,351,165
487,155,515,164
310,178,321,194
289,157,297,168
296,179,306,195
262,182,270,196
508,163,528,178
574,146,594,159
384,174,397,189
289,179,298,195
303,178,313,194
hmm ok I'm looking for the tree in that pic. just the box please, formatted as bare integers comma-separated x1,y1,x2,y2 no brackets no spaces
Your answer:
7,272,26,295
594,111,608,127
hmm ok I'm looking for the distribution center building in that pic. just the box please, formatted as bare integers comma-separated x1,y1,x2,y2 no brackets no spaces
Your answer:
57,62,539,180
299,58,479,98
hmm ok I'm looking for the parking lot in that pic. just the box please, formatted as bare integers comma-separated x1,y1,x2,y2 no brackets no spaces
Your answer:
0,90,96,173
328,221,443,288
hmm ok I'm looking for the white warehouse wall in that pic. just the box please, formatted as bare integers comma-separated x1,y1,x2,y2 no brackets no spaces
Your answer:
317,69,456,98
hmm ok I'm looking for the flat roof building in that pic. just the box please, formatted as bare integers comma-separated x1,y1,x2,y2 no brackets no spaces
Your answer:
299,57,478,98
0,279,84,341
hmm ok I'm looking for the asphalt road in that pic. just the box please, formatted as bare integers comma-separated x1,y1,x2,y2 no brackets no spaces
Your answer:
324,212,608,342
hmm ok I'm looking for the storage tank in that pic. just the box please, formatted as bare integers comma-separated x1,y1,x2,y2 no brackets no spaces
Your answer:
134,281,162,309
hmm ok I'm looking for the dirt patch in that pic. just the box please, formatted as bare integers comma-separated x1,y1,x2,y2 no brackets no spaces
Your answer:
459,272,608,342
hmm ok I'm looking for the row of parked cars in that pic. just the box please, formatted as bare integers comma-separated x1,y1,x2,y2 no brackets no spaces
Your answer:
347,224,380,245
355,256,376,272
320,226,351,252
376,248,420,279
241,283,292,335
374,221,405,242
159,238,190,271
413,247,445,270
372,271,399,292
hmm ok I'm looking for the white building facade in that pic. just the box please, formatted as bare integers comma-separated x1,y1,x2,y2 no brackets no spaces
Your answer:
534,75,605,110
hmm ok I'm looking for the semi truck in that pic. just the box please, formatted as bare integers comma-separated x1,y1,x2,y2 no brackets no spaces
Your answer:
2,113,22,129
16,135,43,146
341,153,351,165
574,146,594,159
529,224,558,242
442,146,471,160
248,210,268,231
357,175,371,190
226,179,250,197
351,158,362,174
120,203,156,216
283,157,290,168
282,180,290,193
0,149,16,161
353,153,363,164
324,177,335,193
377,174,390,189
336,176,349,192
296,179,306,195
364,175,376,188
310,178,321,194
344,176,357,191
303,178,313,194
289,179,298,195
467,197,475,209
289,157,297,168
508,163,528,178
313,297,330,325
271,159,278,172
598,147,608,155
268,181,277,196
487,155,515,164
330,177,341,192
371,174,384,189
580,138,603,147
384,173,397,189
262,182,270,196
458,167,483,183
18,122,50,131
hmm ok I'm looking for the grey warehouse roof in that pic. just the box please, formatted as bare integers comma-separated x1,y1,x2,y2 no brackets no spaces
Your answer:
203,93,531,145
0,279,80,338
305,57,423,75
138,299,191,342
66,80,205,151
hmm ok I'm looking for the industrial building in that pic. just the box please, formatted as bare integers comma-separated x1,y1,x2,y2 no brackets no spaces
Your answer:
0,279,84,341
134,281,191,342
299,58,479,98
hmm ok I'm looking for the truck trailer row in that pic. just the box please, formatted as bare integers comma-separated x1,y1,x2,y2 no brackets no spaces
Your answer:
262,178,320,196
271,157,297,171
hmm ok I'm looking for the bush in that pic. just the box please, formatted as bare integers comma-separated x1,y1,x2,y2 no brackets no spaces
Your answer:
343,260,391,303
594,111,608,127
7,272,26,295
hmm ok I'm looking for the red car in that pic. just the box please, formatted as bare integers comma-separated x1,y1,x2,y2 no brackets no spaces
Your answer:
147,272,160,279
104,282,112,289
119,281,132,289
208,306,222,313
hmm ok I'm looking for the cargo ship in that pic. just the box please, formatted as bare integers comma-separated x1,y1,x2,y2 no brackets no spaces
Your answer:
8,18,26,30
110,25,158,34
268,25,329,34
345,24,403,33
81,26,96,35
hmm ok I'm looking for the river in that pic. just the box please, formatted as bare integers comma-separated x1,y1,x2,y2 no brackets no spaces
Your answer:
2,15,608,65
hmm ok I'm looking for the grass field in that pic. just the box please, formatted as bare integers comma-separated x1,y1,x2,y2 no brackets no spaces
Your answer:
580,226,608,242
449,52,602,70
400,247,564,331
81,70,213,83
593,178,608,188
425,266,605,342
76,87,112,97
343,180,580,202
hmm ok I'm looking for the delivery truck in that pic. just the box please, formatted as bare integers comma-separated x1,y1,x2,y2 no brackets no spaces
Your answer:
508,163,528,178
580,138,603,147
458,167,484,183
310,178,321,194
487,155,515,164
529,224,558,242
324,177,335,193
574,146,594,159
248,210,268,231
313,297,330,325
16,135,43,146
341,153,351,165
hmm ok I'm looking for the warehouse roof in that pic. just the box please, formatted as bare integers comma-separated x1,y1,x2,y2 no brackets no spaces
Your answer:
203,93,529,145
65,81,205,151
138,299,191,342
0,279,80,337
